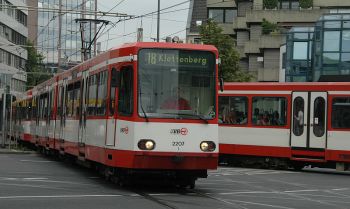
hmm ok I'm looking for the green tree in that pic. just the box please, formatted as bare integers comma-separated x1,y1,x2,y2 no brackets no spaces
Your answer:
199,20,252,82
25,41,52,89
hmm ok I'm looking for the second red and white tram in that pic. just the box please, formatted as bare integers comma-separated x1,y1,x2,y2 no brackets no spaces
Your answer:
219,82,350,170
13,42,219,187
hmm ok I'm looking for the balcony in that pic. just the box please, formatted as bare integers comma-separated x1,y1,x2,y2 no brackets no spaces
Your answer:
314,0,350,8
243,35,284,54
257,68,279,81
233,17,247,30
259,35,284,49
245,9,327,24
218,23,234,35
244,40,260,54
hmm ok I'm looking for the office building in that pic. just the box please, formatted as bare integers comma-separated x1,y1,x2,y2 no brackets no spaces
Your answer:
187,0,350,81
28,0,97,71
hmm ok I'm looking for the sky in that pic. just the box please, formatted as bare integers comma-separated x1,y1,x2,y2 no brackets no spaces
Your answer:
97,0,190,51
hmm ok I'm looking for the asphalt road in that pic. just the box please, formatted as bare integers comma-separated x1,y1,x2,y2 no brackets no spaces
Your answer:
1,153,350,209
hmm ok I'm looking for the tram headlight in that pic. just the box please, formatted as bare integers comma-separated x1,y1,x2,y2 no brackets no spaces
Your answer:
200,141,216,152
138,139,156,150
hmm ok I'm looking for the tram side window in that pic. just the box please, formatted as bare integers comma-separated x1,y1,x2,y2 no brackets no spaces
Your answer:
219,96,248,125
118,66,133,116
57,86,62,118
66,84,74,117
87,74,98,116
32,98,36,120
39,93,48,120
50,90,54,118
27,100,32,120
73,81,80,117
332,97,350,128
252,97,287,126
313,97,326,137
66,82,80,117
96,71,107,116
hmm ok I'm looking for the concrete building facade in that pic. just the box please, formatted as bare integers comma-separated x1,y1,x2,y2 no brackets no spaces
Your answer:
187,0,350,81
0,0,28,96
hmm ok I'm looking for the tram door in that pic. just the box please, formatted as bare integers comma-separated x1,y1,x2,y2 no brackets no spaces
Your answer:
105,68,117,146
78,71,89,146
291,92,327,149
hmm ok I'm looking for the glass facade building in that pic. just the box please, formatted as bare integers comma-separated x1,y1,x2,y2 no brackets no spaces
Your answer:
285,27,314,82
285,14,350,82
37,0,96,70
313,14,350,81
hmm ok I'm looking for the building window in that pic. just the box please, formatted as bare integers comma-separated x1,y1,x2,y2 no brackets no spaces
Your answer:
279,0,299,10
193,38,201,44
252,97,287,126
208,9,224,23
332,97,350,129
293,42,308,60
323,53,339,65
342,30,350,52
219,96,248,125
225,9,236,23
323,31,340,52
208,8,236,23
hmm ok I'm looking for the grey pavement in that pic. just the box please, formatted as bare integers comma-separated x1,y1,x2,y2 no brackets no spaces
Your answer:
1,153,350,209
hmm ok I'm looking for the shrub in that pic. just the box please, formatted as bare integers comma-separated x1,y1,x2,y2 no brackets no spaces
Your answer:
263,0,278,9
261,18,278,34
299,0,313,9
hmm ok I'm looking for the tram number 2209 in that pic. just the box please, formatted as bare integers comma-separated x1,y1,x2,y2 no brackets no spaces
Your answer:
172,141,184,146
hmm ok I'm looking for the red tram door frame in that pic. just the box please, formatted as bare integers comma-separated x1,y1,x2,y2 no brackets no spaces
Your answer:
290,91,327,157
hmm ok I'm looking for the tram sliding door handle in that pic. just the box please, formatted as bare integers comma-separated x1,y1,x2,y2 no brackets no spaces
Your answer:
304,124,307,126
310,124,314,127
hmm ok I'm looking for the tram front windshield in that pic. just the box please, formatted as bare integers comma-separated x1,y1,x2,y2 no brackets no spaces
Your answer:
138,49,216,120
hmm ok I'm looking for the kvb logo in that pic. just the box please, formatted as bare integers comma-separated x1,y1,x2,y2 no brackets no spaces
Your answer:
120,126,129,134
180,128,188,135
170,128,188,135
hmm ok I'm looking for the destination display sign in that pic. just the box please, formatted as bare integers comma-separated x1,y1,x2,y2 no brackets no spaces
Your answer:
139,49,214,68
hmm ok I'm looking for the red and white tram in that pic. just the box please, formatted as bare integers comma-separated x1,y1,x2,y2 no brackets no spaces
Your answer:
219,82,350,170
13,42,219,187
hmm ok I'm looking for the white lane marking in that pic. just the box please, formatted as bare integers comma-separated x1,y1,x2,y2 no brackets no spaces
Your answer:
245,171,296,175
0,177,48,181
20,160,54,163
284,189,319,193
332,188,349,191
0,182,69,190
218,191,279,195
228,199,297,209
23,178,49,180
